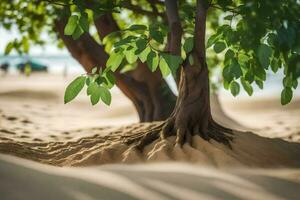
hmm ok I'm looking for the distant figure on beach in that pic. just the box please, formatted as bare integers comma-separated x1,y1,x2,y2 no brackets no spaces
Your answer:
0,62,9,75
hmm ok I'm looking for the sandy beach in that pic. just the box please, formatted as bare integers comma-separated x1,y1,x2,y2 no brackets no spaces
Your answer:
1,73,300,199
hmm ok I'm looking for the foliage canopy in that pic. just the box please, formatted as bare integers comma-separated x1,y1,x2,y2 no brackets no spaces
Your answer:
1,0,300,105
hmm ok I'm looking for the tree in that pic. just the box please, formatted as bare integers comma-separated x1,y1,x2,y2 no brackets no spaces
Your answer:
1,0,300,149
0,0,176,122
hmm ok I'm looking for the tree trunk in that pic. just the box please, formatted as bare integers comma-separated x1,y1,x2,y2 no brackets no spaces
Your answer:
158,0,233,147
169,54,211,138
55,16,176,122
125,0,233,150
160,52,232,144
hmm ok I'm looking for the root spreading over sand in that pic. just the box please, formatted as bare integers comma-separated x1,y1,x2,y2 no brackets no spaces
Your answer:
0,122,300,168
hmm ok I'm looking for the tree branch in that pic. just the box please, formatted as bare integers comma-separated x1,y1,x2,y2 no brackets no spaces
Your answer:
94,13,119,39
41,0,72,7
121,0,164,18
55,18,150,119
194,0,208,59
54,19,107,72
165,0,182,55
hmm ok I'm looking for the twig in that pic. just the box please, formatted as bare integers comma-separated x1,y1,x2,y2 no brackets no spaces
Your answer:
42,0,72,7
120,0,164,18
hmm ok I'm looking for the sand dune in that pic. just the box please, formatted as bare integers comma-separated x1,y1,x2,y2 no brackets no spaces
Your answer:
1,154,300,200
1,74,300,199
1,123,299,167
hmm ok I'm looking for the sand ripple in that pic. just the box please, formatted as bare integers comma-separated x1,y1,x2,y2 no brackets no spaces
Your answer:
0,122,300,168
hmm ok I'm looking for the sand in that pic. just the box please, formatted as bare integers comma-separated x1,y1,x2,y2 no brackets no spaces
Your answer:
1,154,300,200
1,73,300,199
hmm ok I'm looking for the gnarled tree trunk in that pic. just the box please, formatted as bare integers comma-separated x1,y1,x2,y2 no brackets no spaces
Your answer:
125,0,233,149
160,0,233,146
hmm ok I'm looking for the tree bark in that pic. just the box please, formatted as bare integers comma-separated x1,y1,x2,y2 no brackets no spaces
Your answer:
171,0,211,133
55,16,176,122
165,0,182,84
159,0,233,146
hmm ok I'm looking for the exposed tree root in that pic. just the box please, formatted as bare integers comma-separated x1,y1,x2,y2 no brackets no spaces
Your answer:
1,121,300,167
122,119,234,152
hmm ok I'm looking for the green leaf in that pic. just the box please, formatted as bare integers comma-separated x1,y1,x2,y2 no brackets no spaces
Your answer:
85,76,92,86
120,64,137,73
125,48,138,64
271,58,281,73
87,82,98,95
135,38,148,54
241,78,253,96
64,15,79,35
292,79,298,89
102,71,115,89
231,59,242,78
213,41,226,53
238,53,249,65
283,75,293,88
72,25,84,40
114,36,136,48
257,44,272,69
281,87,293,105
147,51,159,72
255,79,264,89
138,47,151,62
206,34,220,48
159,57,171,77
90,88,101,105
99,86,112,105
222,65,234,83
87,82,102,105
22,37,29,53
79,12,89,32
91,67,97,74
224,49,235,64
4,42,14,55
267,33,276,46
183,37,194,53
245,71,254,83
223,80,230,90
230,81,240,97
161,53,182,77
254,64,266,81
64,76,86,104
128,24,147,31
106,51,124,71
95,76,105,85
150,29,164,44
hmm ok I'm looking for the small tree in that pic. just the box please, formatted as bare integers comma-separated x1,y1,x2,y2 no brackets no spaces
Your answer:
64,0,300,148
2,0,300,148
